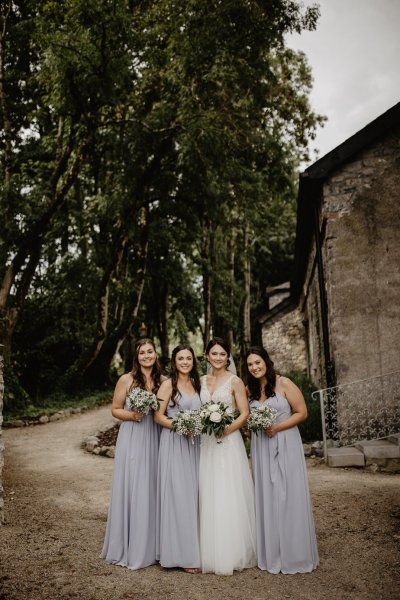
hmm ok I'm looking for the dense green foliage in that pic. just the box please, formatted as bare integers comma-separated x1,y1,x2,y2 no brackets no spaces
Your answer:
0,1,323,408
286,371,323,441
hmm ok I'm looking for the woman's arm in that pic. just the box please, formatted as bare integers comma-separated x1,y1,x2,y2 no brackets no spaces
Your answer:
265,376,307,437
154,379,174,429
111,374,144,422
223,376,250,436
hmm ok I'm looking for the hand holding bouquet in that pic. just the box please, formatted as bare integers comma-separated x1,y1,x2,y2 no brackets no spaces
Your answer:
126,387,159,415
200,401,235,443
247,404,277,435
171,409,202,444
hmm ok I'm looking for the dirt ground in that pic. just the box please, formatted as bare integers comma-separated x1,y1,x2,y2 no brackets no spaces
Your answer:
0,406,399,600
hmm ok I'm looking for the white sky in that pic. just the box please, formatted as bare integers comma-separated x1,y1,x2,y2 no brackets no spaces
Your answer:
288,0,400,164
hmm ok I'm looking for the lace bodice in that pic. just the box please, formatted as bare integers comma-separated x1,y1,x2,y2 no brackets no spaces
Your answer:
200,375,235,408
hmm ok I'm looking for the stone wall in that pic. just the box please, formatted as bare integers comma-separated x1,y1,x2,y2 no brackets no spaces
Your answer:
261,303,307,374
320,127,400,385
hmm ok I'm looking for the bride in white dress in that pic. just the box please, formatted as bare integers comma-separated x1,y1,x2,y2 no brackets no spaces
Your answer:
199,337,257,575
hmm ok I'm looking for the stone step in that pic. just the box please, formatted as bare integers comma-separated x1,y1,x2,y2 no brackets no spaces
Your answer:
354,439,400,459
388,433,400,445
327,447,365,468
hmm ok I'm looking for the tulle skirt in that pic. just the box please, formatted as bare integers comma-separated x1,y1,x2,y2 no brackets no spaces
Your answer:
199,430,257,575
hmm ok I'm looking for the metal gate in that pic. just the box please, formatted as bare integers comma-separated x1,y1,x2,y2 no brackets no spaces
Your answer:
312,370,400,460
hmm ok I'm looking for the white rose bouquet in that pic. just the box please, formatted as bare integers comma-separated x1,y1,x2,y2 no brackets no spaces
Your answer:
247,404,277,435
126,387,159,414
171,409,203,444
200,401,235,442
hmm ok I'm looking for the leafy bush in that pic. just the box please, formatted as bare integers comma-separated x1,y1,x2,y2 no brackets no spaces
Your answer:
284,371,322,442
3,389,112,420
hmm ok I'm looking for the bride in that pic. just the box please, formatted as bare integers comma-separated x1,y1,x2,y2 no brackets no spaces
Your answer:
199,337,257,575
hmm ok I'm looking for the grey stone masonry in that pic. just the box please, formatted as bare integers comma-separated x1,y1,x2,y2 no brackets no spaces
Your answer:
320,127,400,385
261,305,307,374
355,439,400,459
388,433,400,445
327,447,365,468
327,436,400,472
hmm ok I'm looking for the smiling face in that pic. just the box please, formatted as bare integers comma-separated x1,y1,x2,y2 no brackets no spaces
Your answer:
246,353,267,380
175,349,194,375
207,344,228,370
136,342,157,368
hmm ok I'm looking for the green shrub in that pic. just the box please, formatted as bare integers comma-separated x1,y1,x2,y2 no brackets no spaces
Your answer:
3,389,112,420
284,371,322,442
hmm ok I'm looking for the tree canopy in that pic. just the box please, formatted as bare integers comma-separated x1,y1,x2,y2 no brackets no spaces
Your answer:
0,0,323,404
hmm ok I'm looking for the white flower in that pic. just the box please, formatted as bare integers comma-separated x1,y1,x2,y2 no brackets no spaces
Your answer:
208,403,220,412
210,411,222,423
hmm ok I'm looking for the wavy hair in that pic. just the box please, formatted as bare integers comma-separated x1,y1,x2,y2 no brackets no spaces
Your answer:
129,338,163,394
170,344,201,407
245,346,277,400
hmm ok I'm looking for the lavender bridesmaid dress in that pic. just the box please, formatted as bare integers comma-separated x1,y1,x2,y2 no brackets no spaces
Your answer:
156,392,201,569
250,393,319,574
101,408,160,569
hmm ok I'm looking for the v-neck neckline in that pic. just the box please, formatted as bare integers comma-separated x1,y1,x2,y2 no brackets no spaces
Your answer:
205,374,232,397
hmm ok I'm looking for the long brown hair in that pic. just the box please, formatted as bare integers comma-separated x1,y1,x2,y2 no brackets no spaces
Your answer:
245,346,277,400
129,338,163,394
170,344,201,407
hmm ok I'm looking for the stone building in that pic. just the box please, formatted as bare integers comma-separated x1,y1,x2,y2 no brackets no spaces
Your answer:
263,101,400,390
260,282,308,374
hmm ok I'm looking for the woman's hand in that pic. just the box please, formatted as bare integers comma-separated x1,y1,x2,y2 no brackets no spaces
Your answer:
131,411,144,422
265,424,279,438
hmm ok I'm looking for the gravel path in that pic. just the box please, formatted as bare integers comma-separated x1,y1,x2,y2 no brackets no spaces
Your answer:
0,406,399,600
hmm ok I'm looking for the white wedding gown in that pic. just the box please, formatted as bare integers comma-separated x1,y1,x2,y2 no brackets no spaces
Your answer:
199,375,257,575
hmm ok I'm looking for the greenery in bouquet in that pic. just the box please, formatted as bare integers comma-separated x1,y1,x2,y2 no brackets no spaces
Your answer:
126,387,159,414
247,404,277,435
200,401,235,439
171,409,203,438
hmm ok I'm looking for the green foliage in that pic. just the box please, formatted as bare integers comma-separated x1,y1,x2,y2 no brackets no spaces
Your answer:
2,363,31,414
1,1,323,405
285,371,322,442
3,389,112,420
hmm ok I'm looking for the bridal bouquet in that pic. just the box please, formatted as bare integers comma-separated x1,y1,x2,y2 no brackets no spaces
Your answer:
171,410,203,444
247,404,277,435
200,401,235,441
126,387,159,414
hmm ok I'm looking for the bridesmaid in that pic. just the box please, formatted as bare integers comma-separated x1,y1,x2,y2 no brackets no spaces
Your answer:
154,344,201,573
101,338,164,569
246,346,319,574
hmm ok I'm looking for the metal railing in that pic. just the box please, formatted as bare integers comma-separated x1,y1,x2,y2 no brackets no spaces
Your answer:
312,370,400,461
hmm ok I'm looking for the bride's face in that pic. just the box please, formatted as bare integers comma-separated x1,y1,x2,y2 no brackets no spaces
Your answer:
207,344,228,370
247,353,267,379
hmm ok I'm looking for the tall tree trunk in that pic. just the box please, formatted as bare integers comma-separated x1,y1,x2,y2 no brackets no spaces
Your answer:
243,225,251,349
201,221,213,350
80,230,128,373
82,206,149,385
156,282,169,364
226,228,236,348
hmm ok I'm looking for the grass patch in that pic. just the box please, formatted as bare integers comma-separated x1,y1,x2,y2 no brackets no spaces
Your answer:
3,390,112,421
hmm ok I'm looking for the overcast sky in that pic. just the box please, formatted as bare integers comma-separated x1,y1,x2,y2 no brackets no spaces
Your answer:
288,0,400,165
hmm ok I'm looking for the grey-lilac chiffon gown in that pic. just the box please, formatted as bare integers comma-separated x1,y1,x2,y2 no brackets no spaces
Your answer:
101,407,161,569
156,391,201,569
250,393,319,574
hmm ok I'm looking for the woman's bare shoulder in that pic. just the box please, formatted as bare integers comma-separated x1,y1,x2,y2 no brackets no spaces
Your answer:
117,372,134,386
